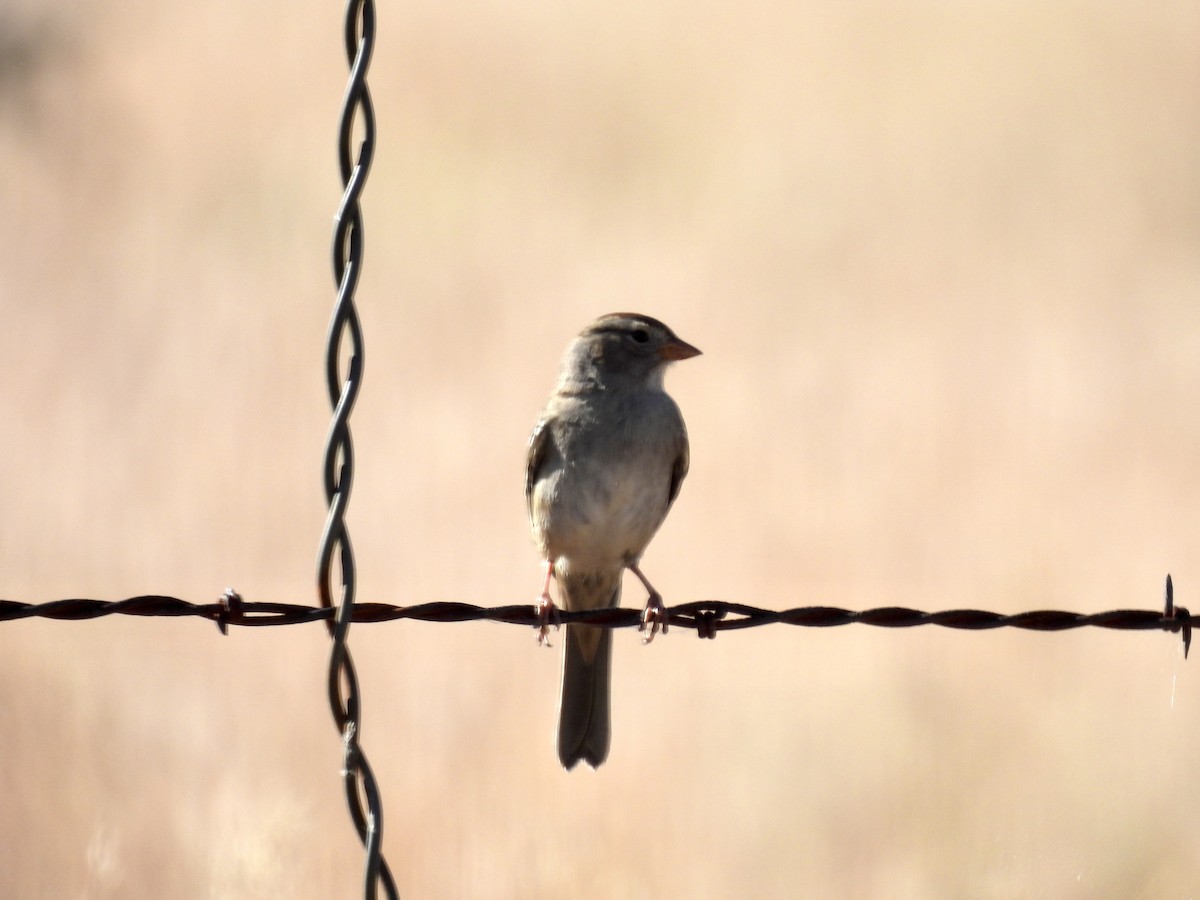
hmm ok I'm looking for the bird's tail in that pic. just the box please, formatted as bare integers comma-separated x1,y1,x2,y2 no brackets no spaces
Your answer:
557,572,620,769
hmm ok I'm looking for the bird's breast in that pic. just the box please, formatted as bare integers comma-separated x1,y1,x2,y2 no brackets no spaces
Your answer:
532,438,673,569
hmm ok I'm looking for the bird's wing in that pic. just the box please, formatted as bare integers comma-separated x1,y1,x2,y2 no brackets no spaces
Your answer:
667,430,689,509
525,416,553,518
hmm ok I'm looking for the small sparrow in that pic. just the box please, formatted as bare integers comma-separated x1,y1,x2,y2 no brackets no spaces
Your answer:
526,313,700,769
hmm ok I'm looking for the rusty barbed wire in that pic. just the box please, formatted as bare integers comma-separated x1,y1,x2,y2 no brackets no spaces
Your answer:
322,0,394,897
1,575,1190,657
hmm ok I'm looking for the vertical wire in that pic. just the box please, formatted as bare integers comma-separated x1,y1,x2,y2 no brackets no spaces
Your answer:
319,0,397,896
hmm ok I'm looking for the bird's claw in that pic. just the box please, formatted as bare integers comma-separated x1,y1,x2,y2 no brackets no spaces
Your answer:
535,593,559,647
639,592,669,644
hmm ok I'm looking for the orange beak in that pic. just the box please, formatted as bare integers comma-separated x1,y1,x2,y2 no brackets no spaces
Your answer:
659,337,702,361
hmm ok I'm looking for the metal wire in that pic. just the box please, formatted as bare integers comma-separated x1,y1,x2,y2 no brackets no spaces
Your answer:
320,0,395,896
10,1,1182,897
1,576,1190,658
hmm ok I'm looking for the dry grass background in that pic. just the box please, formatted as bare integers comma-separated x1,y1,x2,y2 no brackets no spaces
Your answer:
1,1,1198,896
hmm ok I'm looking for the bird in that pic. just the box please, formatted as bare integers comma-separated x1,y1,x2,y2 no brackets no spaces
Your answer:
525,313,700,769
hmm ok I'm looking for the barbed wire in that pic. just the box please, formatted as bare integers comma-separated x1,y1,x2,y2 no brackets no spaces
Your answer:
1,575,1189,657
9,1,1188,895
322,0,394,897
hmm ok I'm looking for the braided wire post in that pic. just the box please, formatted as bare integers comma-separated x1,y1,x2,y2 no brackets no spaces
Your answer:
319,0,397,896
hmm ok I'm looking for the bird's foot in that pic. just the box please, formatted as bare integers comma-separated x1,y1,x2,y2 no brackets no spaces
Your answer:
639,591,669,644
535,592,559,647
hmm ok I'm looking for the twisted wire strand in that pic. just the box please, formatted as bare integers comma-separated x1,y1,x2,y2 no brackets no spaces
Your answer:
1,577,1189,657
322,0,395,896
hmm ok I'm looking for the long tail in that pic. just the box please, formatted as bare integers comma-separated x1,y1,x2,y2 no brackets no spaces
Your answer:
557,577,619,769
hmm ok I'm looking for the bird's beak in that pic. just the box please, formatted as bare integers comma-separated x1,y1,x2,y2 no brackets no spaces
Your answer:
659,337,702,361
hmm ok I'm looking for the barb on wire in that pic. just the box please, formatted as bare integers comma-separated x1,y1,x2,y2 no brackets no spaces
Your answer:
1,575,1190,658
321,0,395,897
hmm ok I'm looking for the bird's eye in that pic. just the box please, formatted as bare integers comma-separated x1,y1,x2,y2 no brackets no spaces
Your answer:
629,329,650,344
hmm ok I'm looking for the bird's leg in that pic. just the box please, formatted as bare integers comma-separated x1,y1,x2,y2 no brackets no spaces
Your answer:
535,561,558,647
630,563,669,643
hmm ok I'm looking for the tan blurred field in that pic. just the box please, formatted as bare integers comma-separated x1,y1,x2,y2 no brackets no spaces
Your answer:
2,1,1199,896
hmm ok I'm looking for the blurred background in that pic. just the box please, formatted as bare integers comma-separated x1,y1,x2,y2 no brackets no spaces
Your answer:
2,0,1198,896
